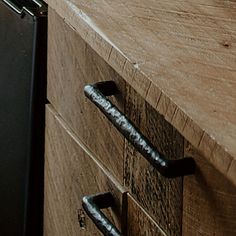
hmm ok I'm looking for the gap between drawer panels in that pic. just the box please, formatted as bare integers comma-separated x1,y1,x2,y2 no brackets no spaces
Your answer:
44,104,174,236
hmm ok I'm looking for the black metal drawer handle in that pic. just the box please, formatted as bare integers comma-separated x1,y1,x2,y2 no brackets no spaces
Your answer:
84,81,195,178
82,192,121,236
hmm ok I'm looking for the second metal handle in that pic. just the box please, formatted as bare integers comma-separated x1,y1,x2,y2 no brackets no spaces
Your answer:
82,192,121,236
84,81,195,178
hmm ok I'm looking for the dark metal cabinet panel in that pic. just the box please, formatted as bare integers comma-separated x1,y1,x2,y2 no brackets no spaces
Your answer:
0,2,47,235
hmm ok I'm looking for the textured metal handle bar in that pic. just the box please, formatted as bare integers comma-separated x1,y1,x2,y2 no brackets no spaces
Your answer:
84,81,195,178
82,192,121,236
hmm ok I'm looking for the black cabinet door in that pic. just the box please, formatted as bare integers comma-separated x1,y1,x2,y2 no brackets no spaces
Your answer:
0,2,47,235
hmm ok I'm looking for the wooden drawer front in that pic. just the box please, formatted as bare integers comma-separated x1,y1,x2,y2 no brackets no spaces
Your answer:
127,194,166,236
44,105,125,236
124,86,184,236
183,144,236,236
47,8,125,182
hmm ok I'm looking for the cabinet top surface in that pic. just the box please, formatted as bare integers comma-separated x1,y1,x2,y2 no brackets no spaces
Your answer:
46,0,236,185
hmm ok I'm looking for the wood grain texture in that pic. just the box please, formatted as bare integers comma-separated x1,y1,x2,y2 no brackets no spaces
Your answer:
124,85,184,236
45,0,236,186
44,105,126,236
127,194,166,236
183,143,236,236
47,9,125,183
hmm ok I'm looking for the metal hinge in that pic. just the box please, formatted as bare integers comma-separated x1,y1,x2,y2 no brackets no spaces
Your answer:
1,0,47,17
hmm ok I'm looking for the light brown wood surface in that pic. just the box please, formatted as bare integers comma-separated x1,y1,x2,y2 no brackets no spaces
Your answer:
44,105,126,235
183,143,236,236
124,85,183,236
127,194,166,236
45,0,236,186
47,8,125,183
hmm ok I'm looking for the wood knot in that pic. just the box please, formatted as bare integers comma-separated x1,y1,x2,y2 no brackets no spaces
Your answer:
221,41,231,48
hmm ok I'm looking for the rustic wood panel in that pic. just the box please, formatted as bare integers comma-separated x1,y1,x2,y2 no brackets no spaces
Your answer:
47,9,125,183
44,105,126,236
127,194,166,236
124,85,184,236
45,0,236,186
183,143,236,236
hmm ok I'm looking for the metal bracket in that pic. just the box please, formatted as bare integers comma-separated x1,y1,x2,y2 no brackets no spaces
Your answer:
1,0,47,16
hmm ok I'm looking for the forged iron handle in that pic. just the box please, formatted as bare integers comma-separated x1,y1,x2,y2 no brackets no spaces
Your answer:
82,192,121,236
84,81,195,178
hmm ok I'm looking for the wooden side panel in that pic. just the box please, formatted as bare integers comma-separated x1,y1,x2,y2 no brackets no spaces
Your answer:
47,8,125,182
183,143,236,236
124,85,184,236
44,105,125,236
127,194,166,236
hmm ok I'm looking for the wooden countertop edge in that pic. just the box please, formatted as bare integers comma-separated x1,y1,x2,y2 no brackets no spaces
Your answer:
46,0,236,186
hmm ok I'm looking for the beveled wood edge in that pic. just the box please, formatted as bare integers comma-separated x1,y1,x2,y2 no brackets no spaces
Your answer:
45,1,236,186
